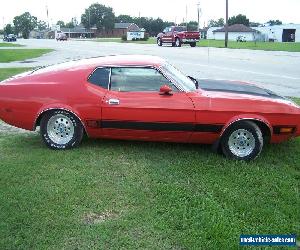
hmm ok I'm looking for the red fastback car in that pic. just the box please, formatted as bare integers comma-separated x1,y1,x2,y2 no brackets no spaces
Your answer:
1,55,300,160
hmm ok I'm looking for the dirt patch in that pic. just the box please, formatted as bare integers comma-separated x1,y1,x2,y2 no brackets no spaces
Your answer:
83,211,118,225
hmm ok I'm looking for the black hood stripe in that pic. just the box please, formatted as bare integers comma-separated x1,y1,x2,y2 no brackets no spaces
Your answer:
198,79,284,99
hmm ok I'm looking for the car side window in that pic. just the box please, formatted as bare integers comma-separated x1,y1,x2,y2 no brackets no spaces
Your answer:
88,68,110,89
110,67,177,92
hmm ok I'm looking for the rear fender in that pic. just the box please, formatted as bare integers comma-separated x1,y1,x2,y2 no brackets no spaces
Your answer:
34,104,87,134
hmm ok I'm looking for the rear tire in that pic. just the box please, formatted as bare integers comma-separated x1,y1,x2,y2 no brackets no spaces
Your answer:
40,110,84,150
190,42,196,47
221,121,263,161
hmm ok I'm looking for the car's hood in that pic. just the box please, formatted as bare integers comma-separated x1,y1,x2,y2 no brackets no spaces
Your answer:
197,79,284,100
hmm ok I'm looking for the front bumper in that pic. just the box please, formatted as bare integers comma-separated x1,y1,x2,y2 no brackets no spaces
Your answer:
182,39,199,43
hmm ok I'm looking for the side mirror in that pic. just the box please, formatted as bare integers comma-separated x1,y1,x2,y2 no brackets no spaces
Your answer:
187,76,199,89
159,85,173,95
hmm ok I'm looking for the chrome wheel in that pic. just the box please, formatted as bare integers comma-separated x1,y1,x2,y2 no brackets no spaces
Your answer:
175,39,180,47
228,129,255,158
46,114,75,145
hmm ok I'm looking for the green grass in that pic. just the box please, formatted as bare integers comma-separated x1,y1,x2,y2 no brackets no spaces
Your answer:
0,49,53,63
0,42,23,47
0,68,32,80
0,132,299,249
90,37,300,51
198,40,300,52
92,37,156,44
0,70,299,249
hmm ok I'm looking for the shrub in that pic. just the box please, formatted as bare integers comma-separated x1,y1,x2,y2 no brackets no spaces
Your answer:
141,33,149,41
121,35,127,41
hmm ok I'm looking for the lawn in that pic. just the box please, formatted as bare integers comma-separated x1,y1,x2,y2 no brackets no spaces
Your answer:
92,37,156,45
90,37,300,52
198,40,300,52
0,71,299,249
0,49,53,63
0,42,23,47
0,68,32,80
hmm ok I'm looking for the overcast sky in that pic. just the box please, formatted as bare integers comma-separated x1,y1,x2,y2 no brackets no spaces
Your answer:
1,0,300,28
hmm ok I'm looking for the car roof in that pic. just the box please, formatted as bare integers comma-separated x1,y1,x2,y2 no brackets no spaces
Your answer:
32,55,166,75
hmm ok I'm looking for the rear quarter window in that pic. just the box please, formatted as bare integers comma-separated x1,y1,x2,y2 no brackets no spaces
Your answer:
88,68,110,89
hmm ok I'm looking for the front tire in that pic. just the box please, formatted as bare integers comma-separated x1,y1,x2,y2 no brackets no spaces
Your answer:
190,42,196,47
175,38,181,47
221,121,263,161
40,110,84,150
157,38,162,46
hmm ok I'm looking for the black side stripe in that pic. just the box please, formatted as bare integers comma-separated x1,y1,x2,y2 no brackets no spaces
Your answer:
195,124,224,133
100,120,223,133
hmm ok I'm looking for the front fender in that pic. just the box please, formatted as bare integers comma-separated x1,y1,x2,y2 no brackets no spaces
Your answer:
220,114,273,137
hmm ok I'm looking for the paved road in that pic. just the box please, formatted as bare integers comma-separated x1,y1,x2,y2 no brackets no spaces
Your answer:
1,39,300,97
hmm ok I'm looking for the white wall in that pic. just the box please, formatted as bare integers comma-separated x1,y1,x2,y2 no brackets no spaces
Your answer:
254,24,300,42
296,29,300,42
207,27,222,39
213,32,255,41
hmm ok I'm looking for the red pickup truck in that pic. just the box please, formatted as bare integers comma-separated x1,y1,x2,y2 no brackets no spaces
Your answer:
157,26,200,47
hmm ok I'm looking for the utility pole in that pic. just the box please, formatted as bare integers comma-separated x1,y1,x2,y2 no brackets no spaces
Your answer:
88,9,91,38
186,4,188,28
225,0,229,47
197,1,201,30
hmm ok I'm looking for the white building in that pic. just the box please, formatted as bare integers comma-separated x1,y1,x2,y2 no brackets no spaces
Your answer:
254,24,300,42
212,24,260,41
206,24,300,43
207,27,222,40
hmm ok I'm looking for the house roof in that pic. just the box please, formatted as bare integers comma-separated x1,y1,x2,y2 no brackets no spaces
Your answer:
213,24,257,33
114,23,135,29
61,26,94,33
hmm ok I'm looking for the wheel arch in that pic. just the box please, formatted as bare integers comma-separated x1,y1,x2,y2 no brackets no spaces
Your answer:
34,107,88,136
212,116,272,153
221,117,272,140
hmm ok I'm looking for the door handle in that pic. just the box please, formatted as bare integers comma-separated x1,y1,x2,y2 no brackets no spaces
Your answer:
106,99,120,105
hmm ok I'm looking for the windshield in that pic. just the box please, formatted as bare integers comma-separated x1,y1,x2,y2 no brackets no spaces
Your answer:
161,63,196,92
174,26,187,32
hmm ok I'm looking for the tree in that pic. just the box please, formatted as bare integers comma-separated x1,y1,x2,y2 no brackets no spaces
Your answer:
149,18,164,35
71,17,78,27
228,14,249,26
249,22,261,27
208,18,224,27
186,21,198,31
65,22,75,28
116,15,134,23
4,24,14,35
37,20,47,31
267,20,282,26
56,20,65,28
81,3,115,30
13,12,37,38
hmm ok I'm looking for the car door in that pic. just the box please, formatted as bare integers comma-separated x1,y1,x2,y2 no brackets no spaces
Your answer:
101,67,195,142
162,27,173,43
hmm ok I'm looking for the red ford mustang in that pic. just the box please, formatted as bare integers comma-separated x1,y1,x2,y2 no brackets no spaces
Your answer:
1,55,300,160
